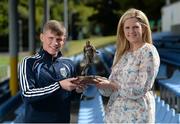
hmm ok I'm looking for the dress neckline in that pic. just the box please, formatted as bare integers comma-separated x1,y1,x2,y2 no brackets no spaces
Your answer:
127,43,148,54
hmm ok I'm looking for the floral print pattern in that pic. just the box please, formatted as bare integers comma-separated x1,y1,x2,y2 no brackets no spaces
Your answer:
99,43,160,123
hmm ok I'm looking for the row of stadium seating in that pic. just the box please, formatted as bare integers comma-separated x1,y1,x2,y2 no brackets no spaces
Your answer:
153,32,180,114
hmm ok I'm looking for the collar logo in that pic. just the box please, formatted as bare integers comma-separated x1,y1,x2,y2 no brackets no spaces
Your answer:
60,67,67,78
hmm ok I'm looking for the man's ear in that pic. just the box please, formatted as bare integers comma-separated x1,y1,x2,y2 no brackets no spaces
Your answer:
64,36,66,42
40,33,44,43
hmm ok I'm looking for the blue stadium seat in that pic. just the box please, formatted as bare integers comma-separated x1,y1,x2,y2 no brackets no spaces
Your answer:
163,108,176,123
158,69,180,112
103,44,116,55
152,31,176,47
13,103,25,122
157,104,170,123
68,56,76,62
74,53,84,66
155,98,167,123
155,96,164,115
158,69,180,90
159,51,180,67
156,63,168,80
153,32,180,49
0,91,21,121
97,49,112,74
170,113,180,123
78,86,105,124
155,96,180,123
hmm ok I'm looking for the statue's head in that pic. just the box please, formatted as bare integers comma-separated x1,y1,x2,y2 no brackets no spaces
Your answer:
86,40,90,45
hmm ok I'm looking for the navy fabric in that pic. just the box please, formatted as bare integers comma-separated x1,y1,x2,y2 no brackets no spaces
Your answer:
18,49,76,123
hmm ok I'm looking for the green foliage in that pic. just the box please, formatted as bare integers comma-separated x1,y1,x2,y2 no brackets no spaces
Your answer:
35,0,44,32
51,3,64,21
84,0,120,35
18,0,28,19
74,3,96,27
0,0,8,35
0,0,168,47
114,0,165,20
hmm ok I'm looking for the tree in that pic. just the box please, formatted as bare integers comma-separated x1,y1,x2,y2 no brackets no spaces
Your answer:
0,0,174,51
0,0,8,35
85,0,120,35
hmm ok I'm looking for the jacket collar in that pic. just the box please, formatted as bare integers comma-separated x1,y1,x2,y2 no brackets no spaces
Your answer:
38,47,62,62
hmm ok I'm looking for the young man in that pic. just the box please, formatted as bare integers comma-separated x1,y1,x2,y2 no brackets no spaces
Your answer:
19,20,84,123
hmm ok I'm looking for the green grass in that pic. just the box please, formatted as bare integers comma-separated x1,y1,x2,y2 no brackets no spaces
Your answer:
0,53,28,66
0,56,10,65
0,35,116,66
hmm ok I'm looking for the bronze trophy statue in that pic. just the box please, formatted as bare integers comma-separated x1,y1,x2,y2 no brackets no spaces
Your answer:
81,40,97,76
78,40,99,85
77,41,100,100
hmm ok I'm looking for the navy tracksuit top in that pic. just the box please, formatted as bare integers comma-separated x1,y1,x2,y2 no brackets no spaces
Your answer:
19,48,76,123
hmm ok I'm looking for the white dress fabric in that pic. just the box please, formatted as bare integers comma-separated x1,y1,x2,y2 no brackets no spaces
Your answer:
99,43,160,123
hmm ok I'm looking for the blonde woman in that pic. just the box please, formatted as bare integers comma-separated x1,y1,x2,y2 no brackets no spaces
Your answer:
95,8,160,123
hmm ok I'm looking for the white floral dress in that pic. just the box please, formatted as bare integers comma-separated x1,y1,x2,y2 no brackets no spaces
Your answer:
99,43,160,123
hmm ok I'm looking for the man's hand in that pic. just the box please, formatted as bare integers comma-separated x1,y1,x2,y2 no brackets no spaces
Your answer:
71,77,87,93
59,78,78,91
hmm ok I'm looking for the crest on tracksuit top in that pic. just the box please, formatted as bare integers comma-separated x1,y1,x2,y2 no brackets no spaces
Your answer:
60,67,67,78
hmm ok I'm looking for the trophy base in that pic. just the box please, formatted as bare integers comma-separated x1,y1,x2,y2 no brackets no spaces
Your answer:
77,75,101,85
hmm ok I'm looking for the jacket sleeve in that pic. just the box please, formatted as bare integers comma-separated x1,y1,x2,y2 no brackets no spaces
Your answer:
19,57,61,103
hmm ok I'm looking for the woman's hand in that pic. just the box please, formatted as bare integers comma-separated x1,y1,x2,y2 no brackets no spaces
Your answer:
94,77,119,91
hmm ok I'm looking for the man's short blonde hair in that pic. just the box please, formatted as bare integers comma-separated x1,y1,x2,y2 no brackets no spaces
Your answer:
42,20,66,36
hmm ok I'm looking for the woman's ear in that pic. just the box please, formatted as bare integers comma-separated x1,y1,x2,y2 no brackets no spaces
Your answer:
142,25,146,34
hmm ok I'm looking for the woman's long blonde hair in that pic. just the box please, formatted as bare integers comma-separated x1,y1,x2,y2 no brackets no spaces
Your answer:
112,8,152,67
